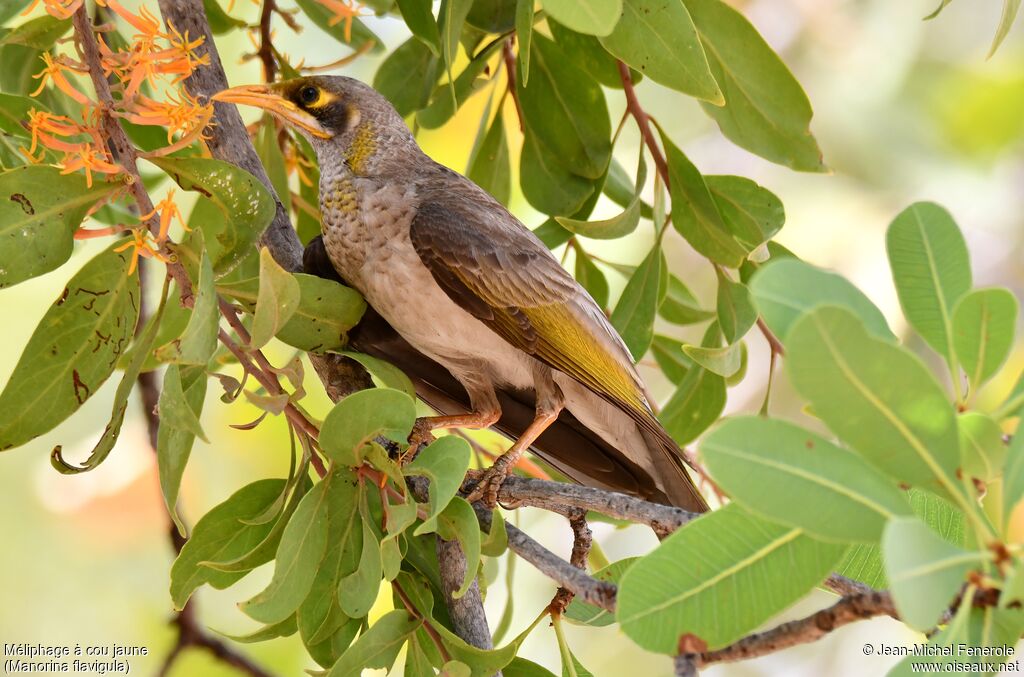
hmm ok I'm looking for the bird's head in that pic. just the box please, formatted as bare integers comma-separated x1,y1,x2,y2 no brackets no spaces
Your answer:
212,75,417,177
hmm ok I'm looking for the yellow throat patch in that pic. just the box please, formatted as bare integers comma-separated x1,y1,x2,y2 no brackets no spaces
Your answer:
345,122,376,175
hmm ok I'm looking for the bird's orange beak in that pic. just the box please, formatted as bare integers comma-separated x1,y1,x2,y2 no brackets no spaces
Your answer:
211,84,333,139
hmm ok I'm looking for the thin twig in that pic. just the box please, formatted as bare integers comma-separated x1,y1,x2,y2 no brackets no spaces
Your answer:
618,61,669,187
257,0,277,82
502,39,524,132
549,510,592,614
393,580,453,664
693,591,897,667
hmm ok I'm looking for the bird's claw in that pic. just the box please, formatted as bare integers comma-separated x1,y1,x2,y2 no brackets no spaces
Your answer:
465,458,513,507
403,418,437,464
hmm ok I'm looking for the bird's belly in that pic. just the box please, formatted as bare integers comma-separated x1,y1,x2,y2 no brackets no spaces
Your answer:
322,207,534,392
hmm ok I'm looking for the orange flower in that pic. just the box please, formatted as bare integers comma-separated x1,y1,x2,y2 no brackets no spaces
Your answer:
56,145,122,187
113,228,167,274
21,109,88,161
21,0,84,20
31,52,93,105
97,0,161,37
122,91,215,157
315,0,364,42
140,189,188,242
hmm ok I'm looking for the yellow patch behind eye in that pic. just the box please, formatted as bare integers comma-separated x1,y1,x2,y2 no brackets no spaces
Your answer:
306,89,337,109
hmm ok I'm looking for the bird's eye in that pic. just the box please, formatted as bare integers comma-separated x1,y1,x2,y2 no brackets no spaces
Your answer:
299,86,319,105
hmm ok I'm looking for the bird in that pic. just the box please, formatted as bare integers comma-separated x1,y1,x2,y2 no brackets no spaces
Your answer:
212,76,708,512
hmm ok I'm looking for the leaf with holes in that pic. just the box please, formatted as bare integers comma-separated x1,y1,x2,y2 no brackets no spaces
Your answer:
152,156,275,277
0,242,139,451
599,0,720,101
0,166,119,289
684,0,825,171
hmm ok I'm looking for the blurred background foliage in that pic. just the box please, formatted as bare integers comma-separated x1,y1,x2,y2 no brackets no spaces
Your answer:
1,0,1022,675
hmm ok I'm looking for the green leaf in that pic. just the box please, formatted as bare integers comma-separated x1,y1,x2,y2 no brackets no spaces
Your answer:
517,34,611,180
374,37,441,118
556,153,645,239
835,544,887,590
341,351,415,398
241,478,331,624
298,470,362,665
549,19,637,90
251,248,301,350
407,436,472,531
504,658,558,677
433,497,482,598
255,118,290,211
989,0,1022,57
886,202,972,366
574,249,609,309
157,365,208,533
685,0,825,171
294,0,383,52
515,0,533,85
715,272,756,344
542,0,621,36
682,343,741,378
660,364,726,446
749,258,895,342
565,558,637,627
659,275,714,326
467,111,511,206
958,412,1005,483
397,0,442,55
599,0,721,102
220,615,298,644
467,0,518,31
338,515,383,618
786,306,961,497
439,0,474,105
218,274,366,353
618,503,846,652
882,516,989,630
417,39,502,129
650,335,692,384
170,479,285,609
0,14,68,48
152,156,275,277
0,242,139,451
610,245,661,360
706,175,785,250
320,388,416,466
0,166,119,289
702,417,913,542
953,288,1018,392
520,131,595,216
202,0,246,33
659,130,748,267
1002,428,1024,525
155,249,218,365
327,610,421,677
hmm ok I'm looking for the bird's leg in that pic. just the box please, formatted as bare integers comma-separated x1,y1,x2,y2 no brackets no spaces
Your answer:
465,406,562,506
407,410,501,459
467,369,564,507
405,382,501,463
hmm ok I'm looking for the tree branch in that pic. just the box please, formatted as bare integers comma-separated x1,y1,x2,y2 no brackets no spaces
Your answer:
490,476,700,535
692,591,897,667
